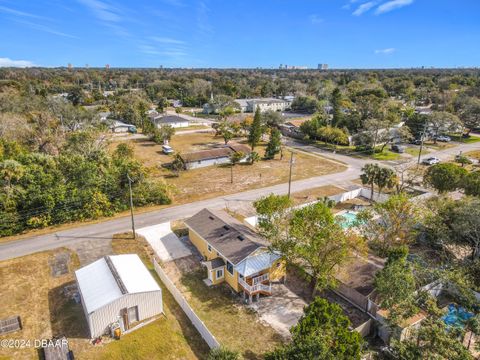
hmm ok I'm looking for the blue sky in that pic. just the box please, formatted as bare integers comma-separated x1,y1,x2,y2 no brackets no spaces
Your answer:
0,0,479,68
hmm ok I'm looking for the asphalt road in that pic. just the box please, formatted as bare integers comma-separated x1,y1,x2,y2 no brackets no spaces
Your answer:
0,161,360,261
1,139,479,261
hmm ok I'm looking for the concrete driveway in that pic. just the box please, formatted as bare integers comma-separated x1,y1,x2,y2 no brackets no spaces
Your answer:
136,222,192,262
249,284,307,338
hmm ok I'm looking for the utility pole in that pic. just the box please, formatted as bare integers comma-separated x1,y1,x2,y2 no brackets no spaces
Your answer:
127,173,136,239
417,120,428,165
287,151,294,198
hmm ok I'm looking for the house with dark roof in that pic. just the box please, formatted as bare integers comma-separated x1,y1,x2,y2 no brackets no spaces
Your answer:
180,143,251,170
185,209,285,302
149,114,189,128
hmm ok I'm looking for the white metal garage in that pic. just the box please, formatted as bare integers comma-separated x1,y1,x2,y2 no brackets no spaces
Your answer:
75,254,163,338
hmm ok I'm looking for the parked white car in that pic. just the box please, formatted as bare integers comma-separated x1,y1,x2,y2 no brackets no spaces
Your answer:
162,145,174,154
422,157,440,165
435,135,451,142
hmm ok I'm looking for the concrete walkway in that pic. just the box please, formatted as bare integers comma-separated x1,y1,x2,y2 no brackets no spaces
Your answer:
136,223,192,262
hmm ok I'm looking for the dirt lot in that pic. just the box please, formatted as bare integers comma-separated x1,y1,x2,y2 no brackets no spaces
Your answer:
111,132,346,204
0,237,209,360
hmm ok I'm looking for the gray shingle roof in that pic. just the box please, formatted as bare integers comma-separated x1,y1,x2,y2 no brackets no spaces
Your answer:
152,115,188,124
185,209,267,265
181,143,251,163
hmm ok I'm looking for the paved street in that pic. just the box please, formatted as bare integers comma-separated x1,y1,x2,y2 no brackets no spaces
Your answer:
1,138,479,261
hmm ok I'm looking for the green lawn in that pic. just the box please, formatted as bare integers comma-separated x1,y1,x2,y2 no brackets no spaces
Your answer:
405,147,430,157
370,149,401,161
179,269,284,359
448,134,480,144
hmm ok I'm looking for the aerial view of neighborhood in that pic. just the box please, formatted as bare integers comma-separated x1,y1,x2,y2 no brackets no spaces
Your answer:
0,0,480,359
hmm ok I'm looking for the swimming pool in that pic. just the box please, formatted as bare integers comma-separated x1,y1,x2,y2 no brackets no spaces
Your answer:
337,211,359,229
442,304,474,328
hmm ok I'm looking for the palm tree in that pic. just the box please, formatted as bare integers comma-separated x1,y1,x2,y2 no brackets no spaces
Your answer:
376,167,397,197
360,163,380,201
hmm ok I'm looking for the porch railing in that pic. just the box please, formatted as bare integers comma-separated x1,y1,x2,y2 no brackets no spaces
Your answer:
239,276,271,294
252,273,269,285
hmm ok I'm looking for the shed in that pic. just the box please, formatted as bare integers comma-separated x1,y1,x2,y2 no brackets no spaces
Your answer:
75,254,163,338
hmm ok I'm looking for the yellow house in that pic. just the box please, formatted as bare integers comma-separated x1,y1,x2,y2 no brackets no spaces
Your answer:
185,208,285,303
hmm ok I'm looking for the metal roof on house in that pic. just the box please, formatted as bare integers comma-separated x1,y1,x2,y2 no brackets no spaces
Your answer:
235,251,281,277
181,144,251,163
185,208,267,265
75,254,160,314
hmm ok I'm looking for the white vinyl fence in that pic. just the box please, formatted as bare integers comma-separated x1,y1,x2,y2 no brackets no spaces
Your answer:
153,259,220,349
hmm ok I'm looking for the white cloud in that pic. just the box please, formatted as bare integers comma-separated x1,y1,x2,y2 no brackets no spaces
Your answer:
375,48,396,54
13,19,79,39
309,14,323,24
0,5,47,20
352,1,377,16
0,57,35,67
77,0,121,22
375,0,414,15
150,36,186,45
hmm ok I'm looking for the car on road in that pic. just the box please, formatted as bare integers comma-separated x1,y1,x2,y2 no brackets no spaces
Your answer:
162,145,174,154
435,135,451,142
391,144,405,153
422,157,440,165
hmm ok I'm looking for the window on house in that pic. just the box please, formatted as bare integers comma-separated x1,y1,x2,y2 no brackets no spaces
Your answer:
216,269,224,279
226,261,234,275
207,244,212,252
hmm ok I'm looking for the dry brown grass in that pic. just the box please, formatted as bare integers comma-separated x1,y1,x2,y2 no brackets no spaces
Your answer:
290,185,346,206
0,236,209,360
163,259,284,360
111,132,346,204
0,249,82,360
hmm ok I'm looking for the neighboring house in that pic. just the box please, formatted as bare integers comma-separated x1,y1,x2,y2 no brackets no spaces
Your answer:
185,208,285,303
279,118,308,139
75,254,163,338
110,120,137,133
248,98,289,113
180,143,251,170
203,98,290,114
149,114,189,128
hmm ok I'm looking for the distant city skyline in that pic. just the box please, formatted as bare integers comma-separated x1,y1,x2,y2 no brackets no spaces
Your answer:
0,0,479,69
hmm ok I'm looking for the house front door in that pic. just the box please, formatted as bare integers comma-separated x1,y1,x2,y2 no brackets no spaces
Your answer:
208,270,213,282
